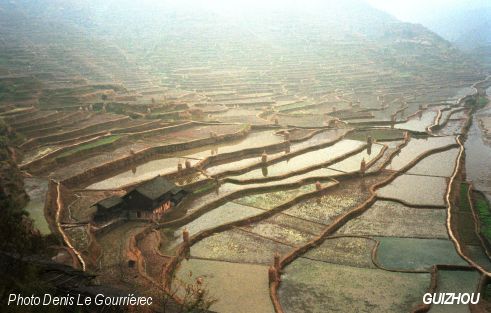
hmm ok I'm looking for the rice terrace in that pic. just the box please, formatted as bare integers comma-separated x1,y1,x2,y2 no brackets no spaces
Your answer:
1,1,491,312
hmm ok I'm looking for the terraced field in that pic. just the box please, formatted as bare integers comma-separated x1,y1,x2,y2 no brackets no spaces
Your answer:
1,1,491,312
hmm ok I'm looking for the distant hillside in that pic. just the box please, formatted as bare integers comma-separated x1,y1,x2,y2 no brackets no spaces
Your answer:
419,7,491,49
0,0,485,103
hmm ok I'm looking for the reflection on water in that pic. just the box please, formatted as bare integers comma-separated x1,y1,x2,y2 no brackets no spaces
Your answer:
465,106,491,202
428,270,479,313
377,174,447,206
167,202,263,249
395,110,437,132
449,87,476,104
387,136,456,171
230,139,365,180
406,148,459,178
187,130,283,159
86,130,284,190
23,178,50,235
176,259,275,313
328,143,383,172
87,157,199,189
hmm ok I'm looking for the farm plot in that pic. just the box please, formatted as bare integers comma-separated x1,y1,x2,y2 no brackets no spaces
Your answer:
176,259,275,313
336,200,448,239
279,258,430,313
190,228,292,264
387,136,456,171
377,174,447,207
302,236,376,268
374,237,467,271
406,148,459,177
282,174,388,225
228,139,365,181
159,202,264,253
395,109,437,132
327,143,384,172
428,270,479,313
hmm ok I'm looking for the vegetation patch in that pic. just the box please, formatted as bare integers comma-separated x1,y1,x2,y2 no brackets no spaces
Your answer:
56,135,121,159
473,191,491,243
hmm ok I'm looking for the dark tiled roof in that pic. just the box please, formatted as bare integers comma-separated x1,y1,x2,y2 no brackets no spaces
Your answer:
134,176,182,200
96,195,123,210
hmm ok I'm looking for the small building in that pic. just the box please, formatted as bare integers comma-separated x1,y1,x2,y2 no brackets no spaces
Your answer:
123,176,187,219
93,196,124,223
93,176,188,223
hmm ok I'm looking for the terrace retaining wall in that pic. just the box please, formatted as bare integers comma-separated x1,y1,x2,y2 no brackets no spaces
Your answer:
61,123,251,188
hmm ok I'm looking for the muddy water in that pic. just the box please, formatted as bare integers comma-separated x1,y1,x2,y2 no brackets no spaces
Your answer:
451,87,476,103
87,129,347,189
23,177,50,235
216,177,338,195
186,130,284,159
204,151,285,177
86,157,200,189
176,259,275,313
395,110,437,132
336,201,448,239
377,174,447,206
166,202,263,249
229,139,365,180
387,136,456,171
465,106,491,202
289,128,348,152
279,258,429,313
375,237,467,271
327,143,383,172
86,130,283,189
406,148,459,178
428,270,479,313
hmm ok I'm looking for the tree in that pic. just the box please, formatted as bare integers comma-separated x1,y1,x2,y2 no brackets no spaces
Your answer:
160,271,217,313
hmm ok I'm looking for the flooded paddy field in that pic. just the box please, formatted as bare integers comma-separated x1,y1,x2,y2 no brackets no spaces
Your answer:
406,148,459,177
395,109,438,132
10,88,490,313
327,143,383,172
465,106,491,202
347,128,405,142
282,174,387,225
428,270,480,313
176,259,275,313
279,258,429,313
233,184,316,210
463,245,491,272
22,177,50,234
190,228,292,264
302,236,376,268
375,237,467,271
86,156,202,190
435,119,466,136
3,4,491,310
387,136,457,171
228,139,366,181
337,200,448,239
377,174,447,207
160,202,264,252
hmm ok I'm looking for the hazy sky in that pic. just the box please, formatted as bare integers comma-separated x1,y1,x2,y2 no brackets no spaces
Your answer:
366,0,491,22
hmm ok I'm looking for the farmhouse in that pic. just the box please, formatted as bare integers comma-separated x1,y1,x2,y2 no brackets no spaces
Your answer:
93,176,188,222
